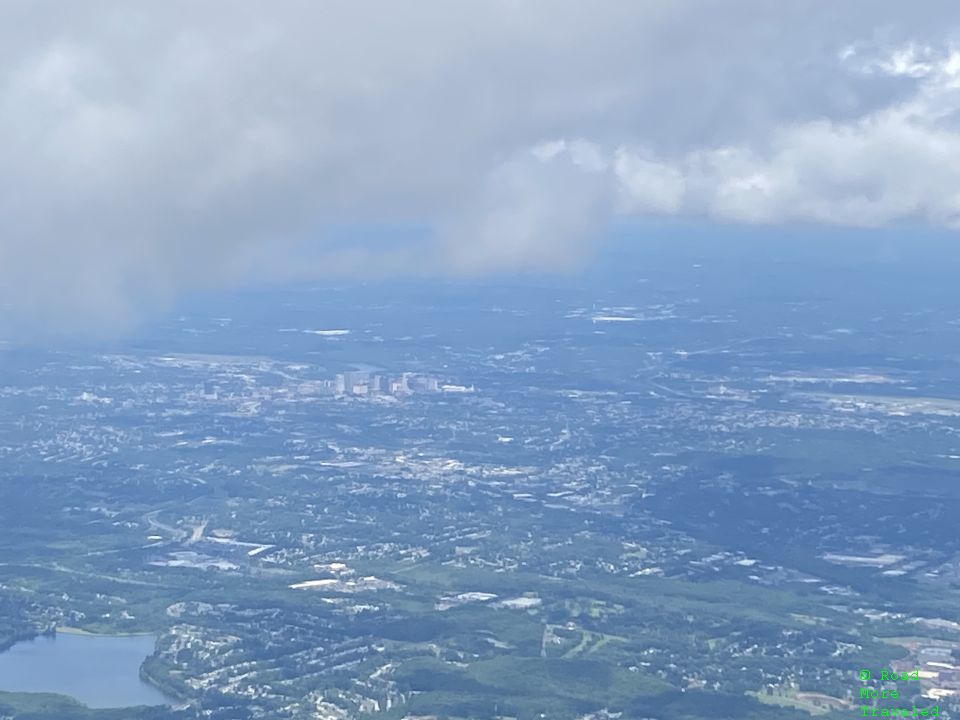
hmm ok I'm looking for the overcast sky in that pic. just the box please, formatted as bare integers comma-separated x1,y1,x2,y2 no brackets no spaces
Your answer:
3,1,960,335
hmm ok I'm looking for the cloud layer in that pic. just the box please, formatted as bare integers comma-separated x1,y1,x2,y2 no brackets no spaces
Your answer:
1,1,959,334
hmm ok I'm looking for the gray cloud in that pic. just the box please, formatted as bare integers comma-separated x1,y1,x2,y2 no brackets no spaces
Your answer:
1,1,959,335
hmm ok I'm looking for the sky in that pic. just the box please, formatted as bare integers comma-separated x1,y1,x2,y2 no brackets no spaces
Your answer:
2,0,960,336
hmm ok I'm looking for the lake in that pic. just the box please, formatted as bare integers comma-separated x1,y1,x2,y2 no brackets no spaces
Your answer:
0,632,174,708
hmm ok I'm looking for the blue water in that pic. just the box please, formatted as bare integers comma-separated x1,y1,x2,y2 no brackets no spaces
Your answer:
0,632,174,708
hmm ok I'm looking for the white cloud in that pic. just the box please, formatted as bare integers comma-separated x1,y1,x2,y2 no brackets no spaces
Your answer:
437,144,613,274
846,42,937,78
1,2,960,335
724,46,960,227
526,45,960,230
613,149,685,214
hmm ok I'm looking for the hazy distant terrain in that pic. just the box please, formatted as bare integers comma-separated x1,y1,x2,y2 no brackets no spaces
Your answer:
2,235,960,719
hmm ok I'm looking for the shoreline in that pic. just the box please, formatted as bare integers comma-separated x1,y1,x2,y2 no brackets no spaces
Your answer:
139,657,192,706
55,626,154,638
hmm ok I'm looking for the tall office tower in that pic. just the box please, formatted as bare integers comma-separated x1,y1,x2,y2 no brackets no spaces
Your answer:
369,375,383,395
400,372,412,393
334,373,346,395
